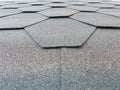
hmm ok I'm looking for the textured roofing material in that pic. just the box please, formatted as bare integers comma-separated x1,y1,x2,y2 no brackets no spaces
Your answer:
25,18,96,48
0,1,120,90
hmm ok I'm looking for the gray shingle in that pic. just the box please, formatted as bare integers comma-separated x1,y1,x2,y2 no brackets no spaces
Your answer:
85,0,102,3
87,3,114,8
61,29,120,90
38,8,78,18
30,1,49,6
71,12,120,28
0,30,60,90
19,6,49,13
68,5,99,12
1,4,30,9
97,8,120,17
0,13,47,29
67,1,85,6
0,9,21,17
45,3,69,8
25,18,96,48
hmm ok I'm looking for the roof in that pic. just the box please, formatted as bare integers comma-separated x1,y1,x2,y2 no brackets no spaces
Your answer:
0,0,120,89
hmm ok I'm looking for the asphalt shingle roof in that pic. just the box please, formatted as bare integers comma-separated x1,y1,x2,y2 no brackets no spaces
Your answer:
0,0,120,90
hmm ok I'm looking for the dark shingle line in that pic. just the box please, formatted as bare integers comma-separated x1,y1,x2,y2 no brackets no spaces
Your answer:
50,6,66,8
0,27,24,30
22,11,38,13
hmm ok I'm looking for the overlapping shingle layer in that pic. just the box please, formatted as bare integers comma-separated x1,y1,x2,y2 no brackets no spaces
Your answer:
0,0,120,90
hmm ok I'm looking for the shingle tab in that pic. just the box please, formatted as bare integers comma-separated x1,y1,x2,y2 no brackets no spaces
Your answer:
0,13,47,29
25,18,96,48
61,29,120,90
0,9,21,17
38,8,78,18
71,12,120,28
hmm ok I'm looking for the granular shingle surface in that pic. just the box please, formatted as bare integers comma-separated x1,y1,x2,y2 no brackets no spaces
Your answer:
0,0,120,90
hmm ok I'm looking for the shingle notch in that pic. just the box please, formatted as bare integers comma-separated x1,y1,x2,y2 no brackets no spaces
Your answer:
25,18,96,48
71,12,120,28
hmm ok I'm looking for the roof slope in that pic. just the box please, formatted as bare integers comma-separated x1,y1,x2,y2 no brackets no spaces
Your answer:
0,1,120,90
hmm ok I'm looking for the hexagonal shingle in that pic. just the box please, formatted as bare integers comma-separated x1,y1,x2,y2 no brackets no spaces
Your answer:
25,18,96,48
38,8,78,18
19,6,49,13
68,6,99,12
0,13,47,29
71,12,120,28
0,9,21,17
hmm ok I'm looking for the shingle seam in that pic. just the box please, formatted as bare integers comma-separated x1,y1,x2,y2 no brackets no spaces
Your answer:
0,27,24,30
97,11,120,18
70,17,96,27
24,17,49,28
80,27,97,47
24,29,43,48
0,12,22,18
